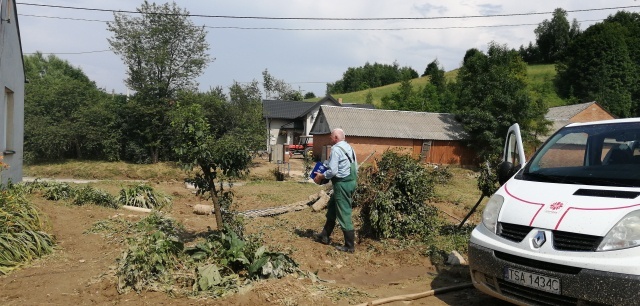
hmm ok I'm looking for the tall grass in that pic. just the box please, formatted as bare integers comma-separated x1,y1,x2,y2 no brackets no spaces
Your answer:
0,188,55,274
24,160,187,181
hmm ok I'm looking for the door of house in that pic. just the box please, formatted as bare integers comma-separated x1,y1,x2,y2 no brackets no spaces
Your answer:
420,140,432,161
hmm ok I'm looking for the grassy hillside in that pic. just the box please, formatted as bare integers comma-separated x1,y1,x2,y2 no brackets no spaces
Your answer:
313,64,566,109
526,64,565,108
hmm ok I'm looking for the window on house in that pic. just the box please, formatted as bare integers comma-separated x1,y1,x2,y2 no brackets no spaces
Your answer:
2,88,14,154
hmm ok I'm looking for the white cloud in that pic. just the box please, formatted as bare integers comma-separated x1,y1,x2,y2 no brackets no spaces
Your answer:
17,0,640,97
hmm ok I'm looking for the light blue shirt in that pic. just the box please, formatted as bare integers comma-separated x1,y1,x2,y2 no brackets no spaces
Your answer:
323,141,357,179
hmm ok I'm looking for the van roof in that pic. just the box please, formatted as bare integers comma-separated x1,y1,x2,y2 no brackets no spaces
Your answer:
566,117,640,128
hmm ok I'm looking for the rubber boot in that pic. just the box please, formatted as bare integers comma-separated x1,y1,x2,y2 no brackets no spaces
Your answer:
335,230,355,253
314,220,335,245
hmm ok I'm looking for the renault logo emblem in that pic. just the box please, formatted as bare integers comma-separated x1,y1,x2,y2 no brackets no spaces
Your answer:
532,231,546,248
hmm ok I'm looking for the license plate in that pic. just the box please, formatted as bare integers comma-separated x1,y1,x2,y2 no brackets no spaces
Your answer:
504,267,561,295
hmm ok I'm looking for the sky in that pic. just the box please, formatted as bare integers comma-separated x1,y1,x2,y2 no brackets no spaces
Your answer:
15,1,640,98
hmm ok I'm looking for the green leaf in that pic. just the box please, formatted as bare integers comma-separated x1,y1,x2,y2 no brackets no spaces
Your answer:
248,256,269,276
197,264,222,290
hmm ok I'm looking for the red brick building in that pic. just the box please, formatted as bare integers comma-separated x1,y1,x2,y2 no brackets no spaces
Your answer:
544,101,615,138
309,106,475,166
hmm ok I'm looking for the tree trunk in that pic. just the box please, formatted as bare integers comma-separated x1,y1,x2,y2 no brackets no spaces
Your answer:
75,141,82,159
150,147,159,163
200,165,223,230
210,186,223,230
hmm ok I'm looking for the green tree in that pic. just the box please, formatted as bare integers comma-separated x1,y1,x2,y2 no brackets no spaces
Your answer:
422,59,446,91
569,18,582,39
170,87,255,229
327,62,418,94
228,81,266,151
556,15,639,117
381,60,449,113
454,42,549,160
518,42,542,64
23,53,116,161
534,8,573,63
107,1,212,163
381,76,420,111
262,69,303,101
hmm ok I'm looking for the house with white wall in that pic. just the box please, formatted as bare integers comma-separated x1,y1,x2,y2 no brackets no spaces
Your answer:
262,95,374,151
0,0,25,184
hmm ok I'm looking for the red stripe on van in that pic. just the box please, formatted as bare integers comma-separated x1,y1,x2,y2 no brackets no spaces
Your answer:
554,203,640,230
504,183,545,226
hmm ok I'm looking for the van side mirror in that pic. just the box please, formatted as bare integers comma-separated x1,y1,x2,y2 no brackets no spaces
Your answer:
498,161,515,185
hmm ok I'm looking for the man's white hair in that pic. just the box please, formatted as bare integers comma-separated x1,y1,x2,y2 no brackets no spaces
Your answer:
332,128,345,141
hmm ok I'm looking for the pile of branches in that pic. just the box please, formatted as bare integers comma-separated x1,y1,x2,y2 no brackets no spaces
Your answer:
354,150,442,240
115,212,299,298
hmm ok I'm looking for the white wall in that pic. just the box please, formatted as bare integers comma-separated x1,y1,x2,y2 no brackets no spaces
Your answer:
267,118,291,147
0,0,25,184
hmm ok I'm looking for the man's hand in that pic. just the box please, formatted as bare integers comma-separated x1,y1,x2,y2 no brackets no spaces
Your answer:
313,172,325,185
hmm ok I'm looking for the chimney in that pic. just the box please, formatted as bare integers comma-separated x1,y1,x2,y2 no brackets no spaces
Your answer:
338,98,343,104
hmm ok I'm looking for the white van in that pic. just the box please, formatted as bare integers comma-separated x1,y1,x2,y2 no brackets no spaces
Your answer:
469,119,640,306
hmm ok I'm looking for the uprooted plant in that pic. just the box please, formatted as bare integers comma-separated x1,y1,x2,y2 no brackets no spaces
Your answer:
0,184,55,275
115,212,298,297
353,150,470,259
354,150,442,240
18,180,168,210
115,184,171,210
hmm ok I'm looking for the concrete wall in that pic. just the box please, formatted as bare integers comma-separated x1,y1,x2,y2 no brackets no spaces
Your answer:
0,0,25,184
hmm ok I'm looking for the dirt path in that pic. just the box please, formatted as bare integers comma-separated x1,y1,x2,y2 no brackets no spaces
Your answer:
0,157,506,305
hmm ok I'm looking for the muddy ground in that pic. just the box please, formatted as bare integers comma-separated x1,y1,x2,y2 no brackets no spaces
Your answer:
0,156,509,305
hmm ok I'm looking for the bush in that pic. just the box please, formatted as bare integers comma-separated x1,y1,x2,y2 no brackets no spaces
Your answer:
354,150,441,239
429,165,453,185
43,182,76,201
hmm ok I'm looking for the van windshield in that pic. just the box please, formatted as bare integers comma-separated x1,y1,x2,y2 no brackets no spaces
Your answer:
523,122,640,187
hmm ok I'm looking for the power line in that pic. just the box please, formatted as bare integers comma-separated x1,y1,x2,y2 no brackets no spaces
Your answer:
17,2,640,21
19,13,104,23
24,49,111,55
18,13,605,31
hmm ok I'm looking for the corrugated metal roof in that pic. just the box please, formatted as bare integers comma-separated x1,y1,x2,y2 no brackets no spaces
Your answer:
311,106,468,141
342,103,376,109
546,102,596,120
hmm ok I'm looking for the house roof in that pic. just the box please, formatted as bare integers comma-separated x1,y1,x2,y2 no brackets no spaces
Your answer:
542,101,615,140
545,101,597,121
262,100,317,119
310,106,468,141
262,95,375,119
342,103,376,109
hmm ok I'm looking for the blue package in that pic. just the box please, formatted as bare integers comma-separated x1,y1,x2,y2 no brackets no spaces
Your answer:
309,162,327,180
